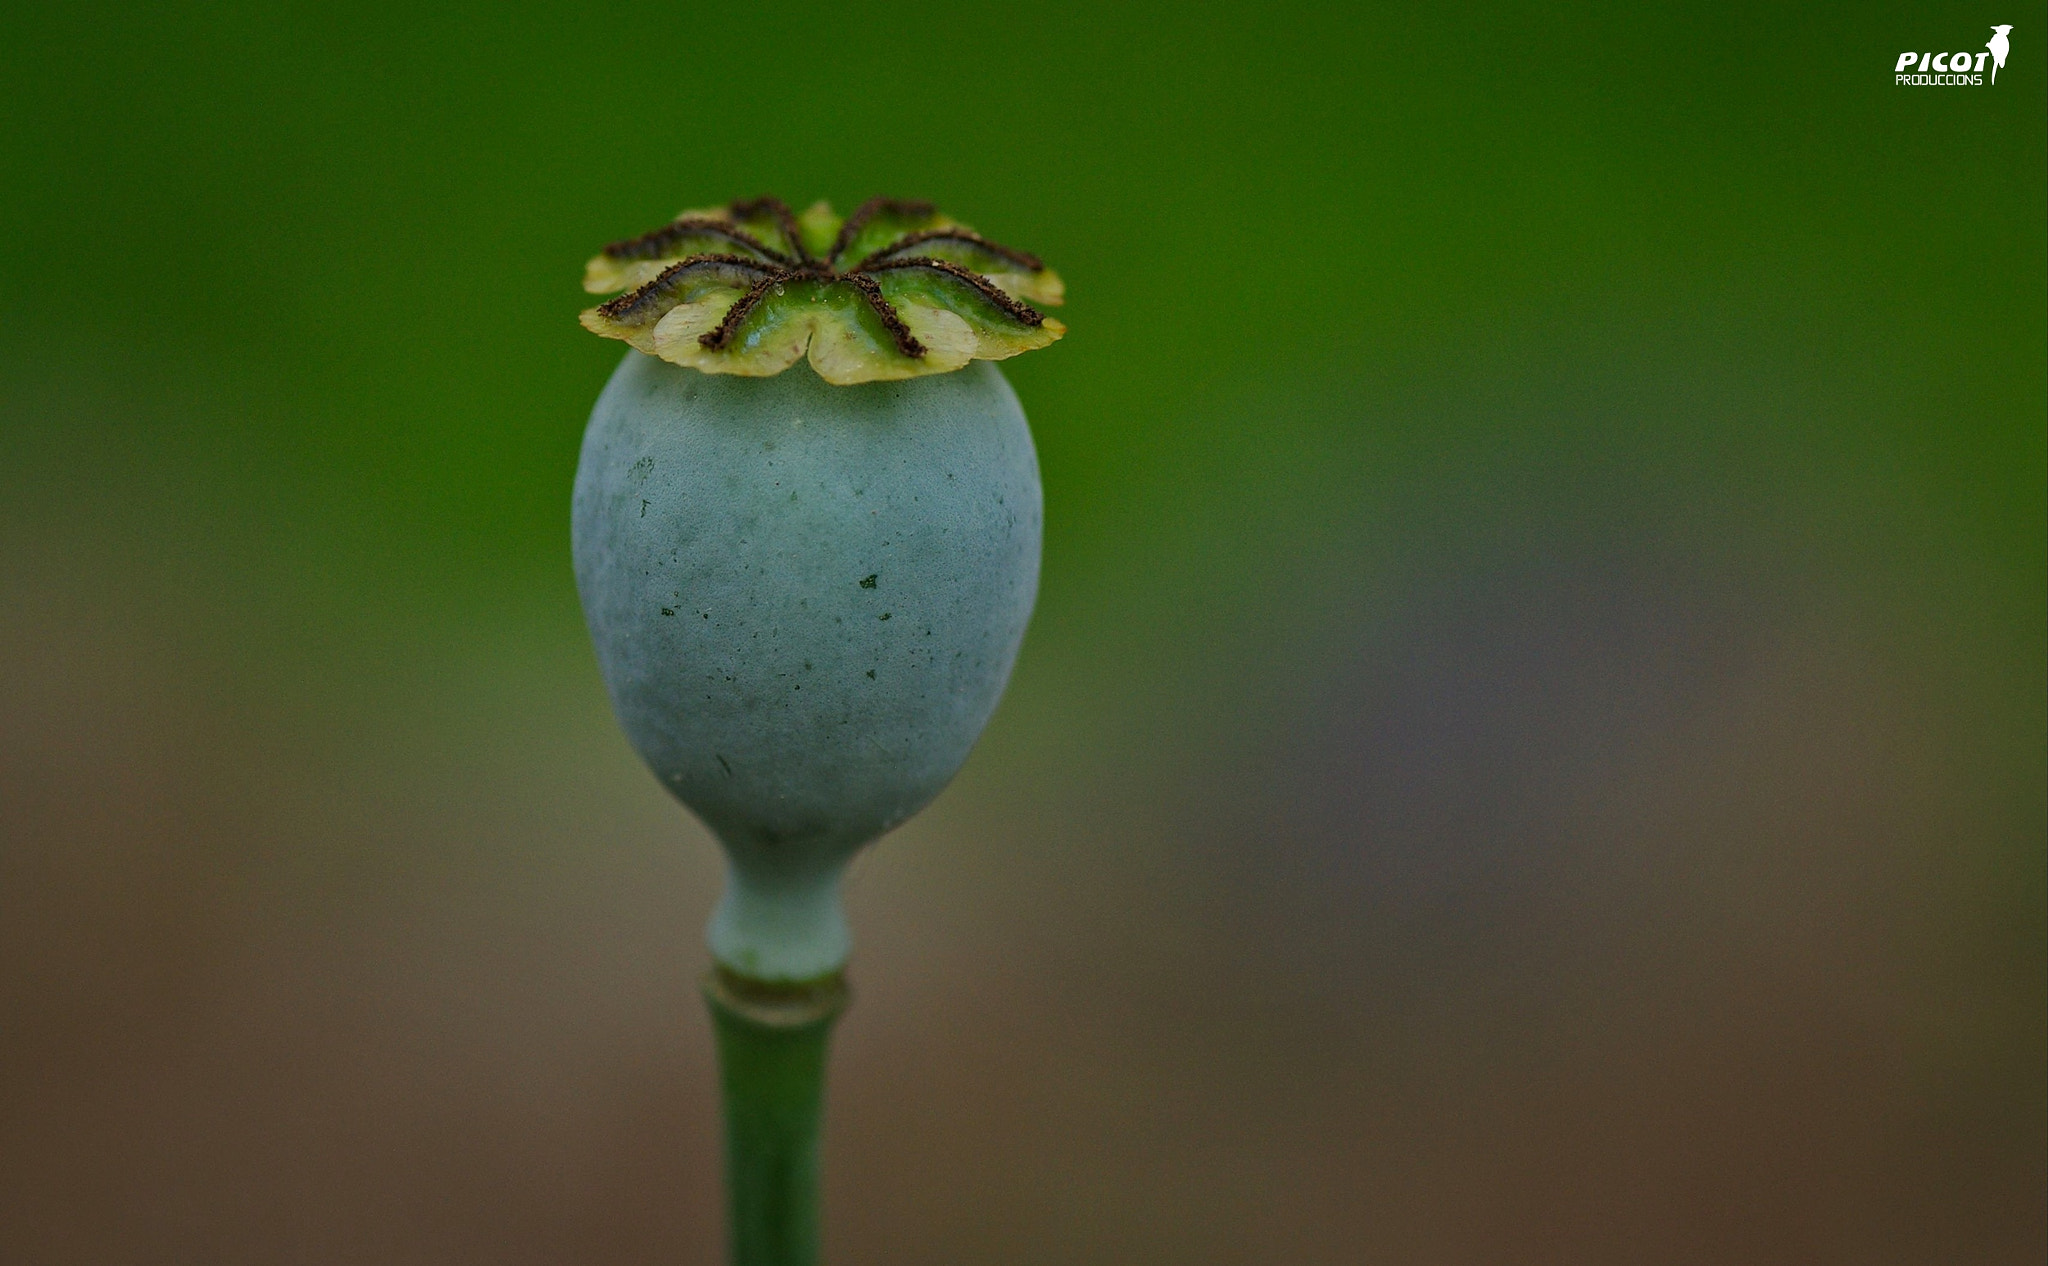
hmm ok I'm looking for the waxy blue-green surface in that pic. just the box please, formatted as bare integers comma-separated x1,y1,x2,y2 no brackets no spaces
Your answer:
573,354,1041,979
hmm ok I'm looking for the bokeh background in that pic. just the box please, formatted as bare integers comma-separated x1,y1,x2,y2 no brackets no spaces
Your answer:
3,2,2042,1262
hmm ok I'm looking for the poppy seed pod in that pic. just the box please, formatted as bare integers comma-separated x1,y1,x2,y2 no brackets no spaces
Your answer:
573,196,1060,1264
574,310,1043,981
574,198,1058,983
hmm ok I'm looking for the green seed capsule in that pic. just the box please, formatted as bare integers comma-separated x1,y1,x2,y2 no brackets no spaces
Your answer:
573,351,1042,980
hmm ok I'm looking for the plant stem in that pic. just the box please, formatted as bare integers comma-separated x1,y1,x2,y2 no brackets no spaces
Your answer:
703,967,849,1266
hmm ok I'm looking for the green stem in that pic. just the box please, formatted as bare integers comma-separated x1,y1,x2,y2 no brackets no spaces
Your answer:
703,968,849,1266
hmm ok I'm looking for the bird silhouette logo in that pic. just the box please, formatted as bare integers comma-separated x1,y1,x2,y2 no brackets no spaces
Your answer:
1986,25,2011,84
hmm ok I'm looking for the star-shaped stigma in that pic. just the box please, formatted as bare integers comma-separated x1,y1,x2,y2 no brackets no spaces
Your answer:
580,197,1066,385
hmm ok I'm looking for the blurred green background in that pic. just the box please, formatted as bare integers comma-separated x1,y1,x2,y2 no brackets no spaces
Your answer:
3,2,2042,1262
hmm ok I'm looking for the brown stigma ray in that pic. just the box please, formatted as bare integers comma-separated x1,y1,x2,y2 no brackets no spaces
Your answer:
596,255,784,323
843,274,927,357
728,197,811,263
828,198,936,264
858,257,1046,327
605,217,793,265
858,229,1043,273
697,276,782,350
